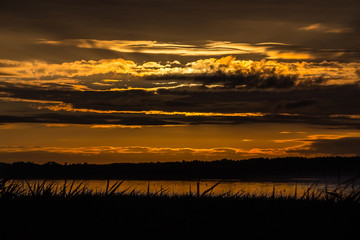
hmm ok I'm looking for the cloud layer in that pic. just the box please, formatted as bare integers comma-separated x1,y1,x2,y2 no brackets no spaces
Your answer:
1,0,360,162
1,55,360,129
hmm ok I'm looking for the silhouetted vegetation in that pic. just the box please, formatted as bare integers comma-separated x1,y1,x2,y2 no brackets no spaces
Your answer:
0,156,359,181
1,157,359,239
0,179,359,240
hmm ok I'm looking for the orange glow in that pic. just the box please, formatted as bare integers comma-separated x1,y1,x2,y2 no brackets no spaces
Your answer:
0,123,358,163
1,0,360,166
37,103,266,117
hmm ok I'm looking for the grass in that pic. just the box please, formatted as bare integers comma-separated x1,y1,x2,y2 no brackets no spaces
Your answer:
1,179,360,202
0,179,359,240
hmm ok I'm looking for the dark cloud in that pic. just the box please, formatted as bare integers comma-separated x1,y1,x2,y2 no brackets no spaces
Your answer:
356,69,360,78
0,62,19,68
0,113,177,126
261,44,360,62
284,99,318,109
297,76,327,88
1,81,360,114
1,1,359,163
1,112,360,129
298,137,360,155
0,72,14,76
1,80,360,128
2,1,358,35
148,71,298,89
0,0,359,62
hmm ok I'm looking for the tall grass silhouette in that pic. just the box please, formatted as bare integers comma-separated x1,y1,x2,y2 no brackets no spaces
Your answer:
1,178,359,240
1,179,360,203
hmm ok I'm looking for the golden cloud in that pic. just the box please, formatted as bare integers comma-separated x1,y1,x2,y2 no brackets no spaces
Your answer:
0,145,308,158
1,56,360,87
38,39,315,59
36,102,266,117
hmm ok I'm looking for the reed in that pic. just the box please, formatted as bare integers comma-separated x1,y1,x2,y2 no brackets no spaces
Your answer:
1,179,359,240
0,178,358,204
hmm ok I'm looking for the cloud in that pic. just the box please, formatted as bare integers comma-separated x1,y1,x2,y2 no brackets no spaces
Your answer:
1,77,360,128
37,38,360,62
284,99,318,109
146,57,360,88
0,72,14,76
1,56,360,88
298,137,360,155
149,71,298,89
356,69,360,78
0,144,310,163
1,56,360,129
39,39,316,60
36,102,266,118
299,23,352,33
1,0,359,65
1,1,360,163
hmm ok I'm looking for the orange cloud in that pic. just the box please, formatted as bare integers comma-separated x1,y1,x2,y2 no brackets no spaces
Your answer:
299,23,352,33
0,145,308,158
0,96,63,104
1,56,360,87
38,39,316,60
36,102,266,117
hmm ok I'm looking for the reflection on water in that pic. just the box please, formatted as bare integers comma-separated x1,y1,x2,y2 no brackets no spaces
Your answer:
15,179,352,197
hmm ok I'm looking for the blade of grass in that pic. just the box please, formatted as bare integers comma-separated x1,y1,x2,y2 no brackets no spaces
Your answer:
24,180,35,196
108,180,125,195
201,180,224,197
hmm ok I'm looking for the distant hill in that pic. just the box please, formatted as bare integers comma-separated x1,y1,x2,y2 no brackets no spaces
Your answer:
1,157,360,182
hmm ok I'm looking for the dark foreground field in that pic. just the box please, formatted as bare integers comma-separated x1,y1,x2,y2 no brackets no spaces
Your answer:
0,180,359,240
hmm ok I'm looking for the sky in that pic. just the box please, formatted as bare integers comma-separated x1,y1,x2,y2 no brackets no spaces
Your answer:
0,0,360,163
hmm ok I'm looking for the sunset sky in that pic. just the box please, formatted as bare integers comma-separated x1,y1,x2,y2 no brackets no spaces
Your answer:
1,0,360,163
